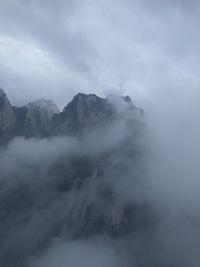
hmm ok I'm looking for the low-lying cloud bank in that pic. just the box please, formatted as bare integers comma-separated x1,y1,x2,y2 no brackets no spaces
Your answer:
0,91,199,267
0,106,147,267
31,239,123,267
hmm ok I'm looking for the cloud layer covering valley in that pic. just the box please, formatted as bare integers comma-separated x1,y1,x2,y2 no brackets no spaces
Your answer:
0,1,199,267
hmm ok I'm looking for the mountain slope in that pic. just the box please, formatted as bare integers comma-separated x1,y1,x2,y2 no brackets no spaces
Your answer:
0,89,16,143
0,89,150,267
51,93,143,137
0,90,143,143
0,89,59,142
13,99,59,138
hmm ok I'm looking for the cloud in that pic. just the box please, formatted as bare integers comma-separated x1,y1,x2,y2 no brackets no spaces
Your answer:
30,239,122,267
0,1,200,266
0,104,147,266
0,0,199,108
0,92,199,266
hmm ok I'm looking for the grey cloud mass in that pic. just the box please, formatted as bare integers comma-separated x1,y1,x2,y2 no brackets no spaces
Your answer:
0,1,200,267
0,0,199,108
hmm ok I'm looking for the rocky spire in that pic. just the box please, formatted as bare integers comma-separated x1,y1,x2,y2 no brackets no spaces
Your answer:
0,89,16,142
0,90,143,143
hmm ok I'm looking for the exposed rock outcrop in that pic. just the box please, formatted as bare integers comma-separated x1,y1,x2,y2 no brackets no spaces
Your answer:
13,99,59,138
0,89,59,142
0,89,16,143
0,90,143,143
0,89,149,267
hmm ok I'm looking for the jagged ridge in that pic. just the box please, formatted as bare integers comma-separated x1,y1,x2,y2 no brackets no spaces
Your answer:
0,89,143,143
0,88,149,267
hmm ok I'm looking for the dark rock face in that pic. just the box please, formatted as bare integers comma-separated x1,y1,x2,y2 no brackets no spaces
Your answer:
0,89,59,142
51,93,143,137
0,89,150,267
0,89,16,143
13,99,59,138
0,90,143,143
51,93,114,136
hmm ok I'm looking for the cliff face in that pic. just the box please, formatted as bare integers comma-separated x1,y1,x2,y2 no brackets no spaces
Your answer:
13,99,59,138
0,90,143,143
51,93,114,136
0,89,16,143
0,89,59,142
0,89,148,267
51,93,143,137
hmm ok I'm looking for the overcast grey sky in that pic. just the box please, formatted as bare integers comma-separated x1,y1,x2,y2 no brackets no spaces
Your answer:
0,0,199,109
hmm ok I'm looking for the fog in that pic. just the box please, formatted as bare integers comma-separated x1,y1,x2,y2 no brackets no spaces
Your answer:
0,101,146,267
30,239,123,267
0,90,199,266
0,0,200,266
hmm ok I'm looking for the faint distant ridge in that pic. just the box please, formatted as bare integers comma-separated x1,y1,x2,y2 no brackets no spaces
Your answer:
0,89,143,144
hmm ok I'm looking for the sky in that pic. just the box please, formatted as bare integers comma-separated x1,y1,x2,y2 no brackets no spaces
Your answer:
0,0,199,109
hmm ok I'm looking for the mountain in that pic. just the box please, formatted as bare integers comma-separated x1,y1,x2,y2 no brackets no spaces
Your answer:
0,89,16,143
0,89,149,267
0,90,143,143
13,99,59,138
0,89,59,142
51,93,114,136
51,93,143,137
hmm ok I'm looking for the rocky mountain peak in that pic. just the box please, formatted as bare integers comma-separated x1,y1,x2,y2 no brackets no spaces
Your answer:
0,89,16,142
0,90,143,143
63,93,106,112
0,88,5,96
0,89,147,267
51,93,115,136
20,99,59,137
12,99,59,138
51,93,144,138
28,99,59,114
123,95,132,103
0,88,8,103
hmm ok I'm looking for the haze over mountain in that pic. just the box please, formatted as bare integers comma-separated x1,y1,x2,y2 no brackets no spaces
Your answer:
0,87,200,267
0,89,149,267
0,0,199,266
0,89,143,142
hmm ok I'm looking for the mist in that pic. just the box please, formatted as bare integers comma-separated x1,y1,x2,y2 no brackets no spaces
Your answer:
0,100,147,267
143,86,200,266
0,0,200,266
0,88,199,266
